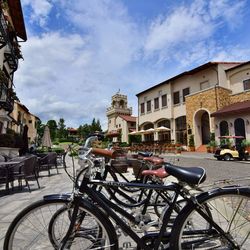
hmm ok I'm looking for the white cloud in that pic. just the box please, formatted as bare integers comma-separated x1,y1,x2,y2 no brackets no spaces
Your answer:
143,0,247,64
22,0,53,27
209,0,246,28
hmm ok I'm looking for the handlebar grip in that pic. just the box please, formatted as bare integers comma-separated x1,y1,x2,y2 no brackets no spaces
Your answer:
91,148,117,158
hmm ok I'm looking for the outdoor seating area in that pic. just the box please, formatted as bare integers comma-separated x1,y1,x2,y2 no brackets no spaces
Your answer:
129,142,185,155
0,151,63,195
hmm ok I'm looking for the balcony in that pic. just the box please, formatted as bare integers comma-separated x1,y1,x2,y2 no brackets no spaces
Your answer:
0,9,20,72
0,82,14,112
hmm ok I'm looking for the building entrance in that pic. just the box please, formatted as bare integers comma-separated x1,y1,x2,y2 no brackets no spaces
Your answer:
201,112,210,144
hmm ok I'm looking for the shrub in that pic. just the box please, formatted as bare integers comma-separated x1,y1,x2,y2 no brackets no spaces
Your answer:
120,142,129,147
188,134,195,147
0,134,15,147
241,139,250,148
209,140,217,147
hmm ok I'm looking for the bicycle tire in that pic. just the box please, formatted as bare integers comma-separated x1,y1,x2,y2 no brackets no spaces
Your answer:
169,187,250,249
4,198,118,250
48,203,106,248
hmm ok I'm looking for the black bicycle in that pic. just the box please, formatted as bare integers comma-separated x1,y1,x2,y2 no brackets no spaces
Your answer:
4,147,250,249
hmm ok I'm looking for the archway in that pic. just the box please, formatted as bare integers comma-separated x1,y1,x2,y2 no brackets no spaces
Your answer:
194,109,210,146
201,112,210,144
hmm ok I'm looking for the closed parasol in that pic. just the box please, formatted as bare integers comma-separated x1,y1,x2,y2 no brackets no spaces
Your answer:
41,125,52,148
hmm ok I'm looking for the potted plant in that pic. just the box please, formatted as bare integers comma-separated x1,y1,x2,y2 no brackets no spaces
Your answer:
176,146,183,154
206,144,211,153
241,139,250,153
209,140,218,153
188,134,195,151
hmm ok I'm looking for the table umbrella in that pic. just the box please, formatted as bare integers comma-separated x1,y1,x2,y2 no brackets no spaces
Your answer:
41,125,52,148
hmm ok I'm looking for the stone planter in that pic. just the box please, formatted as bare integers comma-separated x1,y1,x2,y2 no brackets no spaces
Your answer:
0,147,20,158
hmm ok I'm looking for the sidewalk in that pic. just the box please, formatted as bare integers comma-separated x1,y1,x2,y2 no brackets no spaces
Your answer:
0,156,76,248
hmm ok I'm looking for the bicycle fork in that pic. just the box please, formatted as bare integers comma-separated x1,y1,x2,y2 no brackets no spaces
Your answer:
59,197,82,250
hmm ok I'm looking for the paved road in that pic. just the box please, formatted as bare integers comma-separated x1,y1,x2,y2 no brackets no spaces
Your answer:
163,154,250,185
0,153,249,249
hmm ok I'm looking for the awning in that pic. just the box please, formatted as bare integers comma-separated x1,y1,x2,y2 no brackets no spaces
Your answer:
211,100,250,117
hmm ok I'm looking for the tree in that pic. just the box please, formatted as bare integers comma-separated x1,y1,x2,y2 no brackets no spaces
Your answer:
77,118,103,142
36,120,45,141
47,120,57,141
57,118,66,139
90,118,102,133
78,123,91,139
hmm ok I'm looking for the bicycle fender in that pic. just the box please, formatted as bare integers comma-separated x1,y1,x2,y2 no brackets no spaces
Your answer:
195,186,250,203
43,193,72,202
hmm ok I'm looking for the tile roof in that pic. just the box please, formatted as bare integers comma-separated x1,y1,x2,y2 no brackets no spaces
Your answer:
118,115,136,122
211,100,250,117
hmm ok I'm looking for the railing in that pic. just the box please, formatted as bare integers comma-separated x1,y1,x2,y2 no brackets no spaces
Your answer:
0,9,19,71
0,82,14,112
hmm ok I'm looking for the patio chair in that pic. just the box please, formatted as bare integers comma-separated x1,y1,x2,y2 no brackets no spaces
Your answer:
38,152,59,176
12,155,40,192
0,156,26,192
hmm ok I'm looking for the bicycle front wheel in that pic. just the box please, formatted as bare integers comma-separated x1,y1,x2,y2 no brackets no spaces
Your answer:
4,198,117,250
170,187,250,250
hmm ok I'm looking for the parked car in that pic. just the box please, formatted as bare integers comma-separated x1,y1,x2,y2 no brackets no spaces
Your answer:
214,136,249,161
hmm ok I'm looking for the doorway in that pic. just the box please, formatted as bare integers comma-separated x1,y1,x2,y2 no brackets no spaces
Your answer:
201,112,210,144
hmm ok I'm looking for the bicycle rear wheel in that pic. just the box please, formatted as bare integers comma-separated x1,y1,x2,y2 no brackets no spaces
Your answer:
170,188,250,249
4,198,118,250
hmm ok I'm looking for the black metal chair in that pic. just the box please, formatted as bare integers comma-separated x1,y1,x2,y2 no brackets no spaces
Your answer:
38,152,59,176
12,156,40,192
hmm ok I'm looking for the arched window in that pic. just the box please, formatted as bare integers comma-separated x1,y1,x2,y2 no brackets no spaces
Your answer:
219,121,229,136
234,118,246,148
119,100,124,108
158,119,170,128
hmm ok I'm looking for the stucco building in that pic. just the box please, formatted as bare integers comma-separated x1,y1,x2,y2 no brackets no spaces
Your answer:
10,101,40,143
106,93,136,143
0,0,27,134
136,61,250,149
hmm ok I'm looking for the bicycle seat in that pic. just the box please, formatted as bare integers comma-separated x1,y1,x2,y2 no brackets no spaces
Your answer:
164,164,206,185
143,156,165,166
138,151,153,157
142,167,169,178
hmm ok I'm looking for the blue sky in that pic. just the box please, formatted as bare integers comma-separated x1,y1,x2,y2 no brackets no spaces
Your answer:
16,0,250,129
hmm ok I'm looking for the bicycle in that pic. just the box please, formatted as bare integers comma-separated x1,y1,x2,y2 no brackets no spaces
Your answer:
4,147,250,249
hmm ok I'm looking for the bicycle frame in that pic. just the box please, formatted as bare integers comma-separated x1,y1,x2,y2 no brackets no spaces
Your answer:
59,175,189,250
59,145,248,249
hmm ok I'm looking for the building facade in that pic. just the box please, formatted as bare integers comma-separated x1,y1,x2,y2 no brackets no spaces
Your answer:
10,101,40,143
136,61,250,149
106,93,136,143
0,0,27,134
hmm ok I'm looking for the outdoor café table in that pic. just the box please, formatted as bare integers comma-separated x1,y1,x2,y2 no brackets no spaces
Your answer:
0,161,23,193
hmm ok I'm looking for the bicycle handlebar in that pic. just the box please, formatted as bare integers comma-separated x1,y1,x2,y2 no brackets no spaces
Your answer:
91,148,117,158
